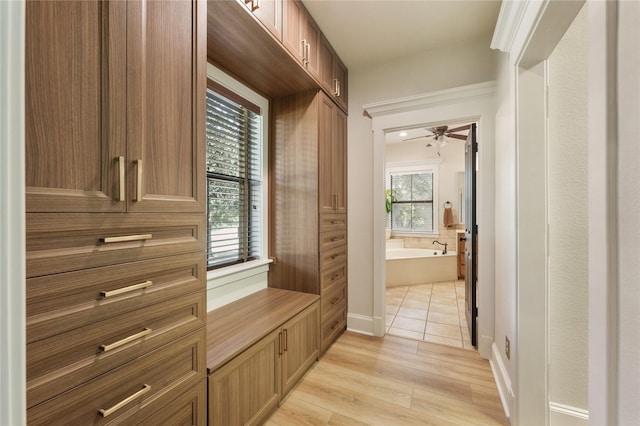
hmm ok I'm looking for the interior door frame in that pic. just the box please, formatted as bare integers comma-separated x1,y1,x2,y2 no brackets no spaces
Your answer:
364,82,496,360
465,123,478,347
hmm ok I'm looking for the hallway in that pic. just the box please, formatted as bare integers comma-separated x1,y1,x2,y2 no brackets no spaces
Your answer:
386,281,473,350
266,331,508,425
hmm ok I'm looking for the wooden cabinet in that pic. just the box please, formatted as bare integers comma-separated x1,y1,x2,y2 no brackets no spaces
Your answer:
283,0,320,78
207,290,319,426
239,0,282,41
25,0,207,423
319,35,348,111
26,0,205,214
270,90,347,352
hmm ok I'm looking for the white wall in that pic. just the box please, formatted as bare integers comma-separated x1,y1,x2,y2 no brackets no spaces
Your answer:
0,1,26,424
347,36,498,330
616,1,640,422
491,51,517,419
547,4,588,414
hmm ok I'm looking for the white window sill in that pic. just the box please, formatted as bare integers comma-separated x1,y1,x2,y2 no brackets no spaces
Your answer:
206,258,273,290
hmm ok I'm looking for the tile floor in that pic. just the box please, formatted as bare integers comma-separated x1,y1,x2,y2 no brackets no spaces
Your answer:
385,280,474,350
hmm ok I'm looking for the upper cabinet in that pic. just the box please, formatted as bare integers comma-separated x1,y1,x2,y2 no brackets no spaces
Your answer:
241,0,282,41
283,0,320,79
25,0,206,214
319,35,348,112
318,93,347,213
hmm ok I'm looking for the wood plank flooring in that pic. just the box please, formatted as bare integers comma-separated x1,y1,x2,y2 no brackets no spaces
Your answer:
266,332,509,426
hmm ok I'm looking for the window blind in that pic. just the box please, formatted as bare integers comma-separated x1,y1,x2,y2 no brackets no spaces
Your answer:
205,86,262,269
390,172,433,232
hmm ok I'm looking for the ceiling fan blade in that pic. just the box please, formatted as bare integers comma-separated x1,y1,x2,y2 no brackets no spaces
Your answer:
447,134,468,140
446,124,471,133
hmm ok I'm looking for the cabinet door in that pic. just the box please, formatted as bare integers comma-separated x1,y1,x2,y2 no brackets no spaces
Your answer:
332,106,348,212
282,0,304,63
209,329,281,426
126,0,206,213
25,1,127,213
318,93,335,213
302,14,321,79
281,302,320,395
333,55,348,111
250,0,282,41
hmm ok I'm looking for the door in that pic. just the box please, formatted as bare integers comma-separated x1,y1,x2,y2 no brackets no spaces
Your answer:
126,0,206,213
465,123,478,347
25,1,127,213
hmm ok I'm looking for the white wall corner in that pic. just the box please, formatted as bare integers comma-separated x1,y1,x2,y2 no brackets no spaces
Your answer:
491,342,515,421
549,402,589,425
347,313,378,336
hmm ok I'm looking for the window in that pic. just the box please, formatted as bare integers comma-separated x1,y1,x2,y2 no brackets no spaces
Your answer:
205,80,264,270
386,161,440,234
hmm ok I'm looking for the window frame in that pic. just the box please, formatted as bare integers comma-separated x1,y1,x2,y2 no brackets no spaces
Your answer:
205,63,269,276
385,159,441,236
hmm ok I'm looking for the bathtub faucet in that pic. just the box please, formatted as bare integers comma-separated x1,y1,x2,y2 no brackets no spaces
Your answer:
432,240,448,255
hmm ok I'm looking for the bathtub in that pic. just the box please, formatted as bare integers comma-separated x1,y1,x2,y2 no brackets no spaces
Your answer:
386,246,458,287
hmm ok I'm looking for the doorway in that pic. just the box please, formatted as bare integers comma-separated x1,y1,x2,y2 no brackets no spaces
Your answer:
363,81,495,359
383,121,477,350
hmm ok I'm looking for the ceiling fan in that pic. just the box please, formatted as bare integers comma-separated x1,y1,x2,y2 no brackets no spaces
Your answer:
403,124,470,148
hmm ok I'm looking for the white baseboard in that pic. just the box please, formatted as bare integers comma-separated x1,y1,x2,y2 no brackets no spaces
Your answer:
347,313,376,336
549,402,588,425
490,342,514,421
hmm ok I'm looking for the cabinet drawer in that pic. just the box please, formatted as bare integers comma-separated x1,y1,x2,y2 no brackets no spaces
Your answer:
26,213,205,278
319,229,346,251
141,378,207,426
320,245,346,270
27,329,206,426
321,282,346,319
27,252,204,343
27,292,206,408
320,213,346,233
321,304,346,352
320,262,346,292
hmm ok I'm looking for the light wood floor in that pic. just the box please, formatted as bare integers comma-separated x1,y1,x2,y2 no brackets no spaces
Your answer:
266,332,509,426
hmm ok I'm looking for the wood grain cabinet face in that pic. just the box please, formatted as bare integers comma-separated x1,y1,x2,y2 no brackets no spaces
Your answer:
319,92,347,213
281,302,320,395
282,0,319,78
240,0,282,41
25,0,206,214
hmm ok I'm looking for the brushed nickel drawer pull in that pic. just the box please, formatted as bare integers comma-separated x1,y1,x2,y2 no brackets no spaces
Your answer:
332,194,338,210
331,273,340,281
330,320,340,330
100,280,153,298
331,220,340,225
100,328,152,352
118,156,125,202
283,329,288,352
251,0,259,11
330,297,339,305
135,159,143,202
278,332,282,355
99,384,151,417
101,234,152,243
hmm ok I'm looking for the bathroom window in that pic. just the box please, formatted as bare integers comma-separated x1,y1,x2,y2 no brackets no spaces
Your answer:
205,79,265,270
386,161,440,234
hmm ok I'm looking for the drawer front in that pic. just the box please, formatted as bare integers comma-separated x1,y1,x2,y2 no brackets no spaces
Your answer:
320,245,346,271
26,213,205,278
320,262,346,292
27,292,206,408
321,303,346,352
141,379,207,426
27,252,205,343
27,329,206,426
319,229,347,252
319,213,346,233
321,282,346,319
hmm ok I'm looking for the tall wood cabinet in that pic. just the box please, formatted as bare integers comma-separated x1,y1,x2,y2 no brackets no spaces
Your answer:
270,90,347,352
25,1,208,424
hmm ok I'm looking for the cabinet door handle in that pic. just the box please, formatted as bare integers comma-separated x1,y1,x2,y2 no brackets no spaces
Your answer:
99,384,151,418
332,78,340,97
101,280,152,298
251,0,259,11
278,332,282,355
283,328,288,352
101,234,152,243
99,328,153,352
305,42,311,66
332,194,338,210
301,40,307,64
118,156,125,202
135,159,143,202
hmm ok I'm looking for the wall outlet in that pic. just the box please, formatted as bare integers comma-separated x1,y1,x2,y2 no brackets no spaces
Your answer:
505,336,511,360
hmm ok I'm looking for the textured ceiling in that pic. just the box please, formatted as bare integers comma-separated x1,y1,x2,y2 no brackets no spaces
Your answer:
302,0,502,70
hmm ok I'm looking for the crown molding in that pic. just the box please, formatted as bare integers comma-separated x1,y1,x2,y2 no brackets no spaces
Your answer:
490,0,530,55
362,81,495,118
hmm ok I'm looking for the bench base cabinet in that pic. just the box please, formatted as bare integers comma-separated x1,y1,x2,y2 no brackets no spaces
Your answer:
208,301,319,426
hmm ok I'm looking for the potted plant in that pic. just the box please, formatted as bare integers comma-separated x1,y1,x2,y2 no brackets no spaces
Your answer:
385,189,396,239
